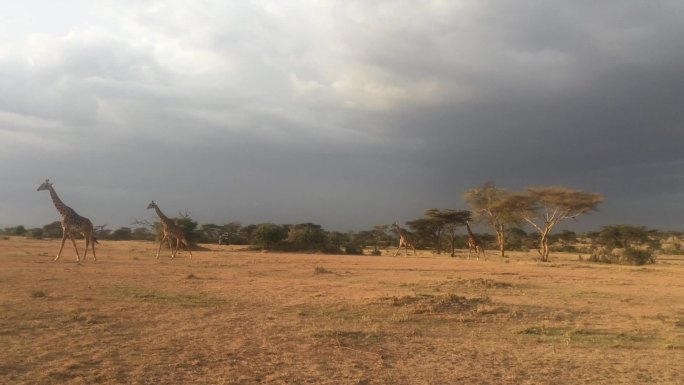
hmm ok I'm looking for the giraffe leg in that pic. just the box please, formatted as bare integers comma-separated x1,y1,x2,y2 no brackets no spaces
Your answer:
171,238,181,259
169,237,176,256
68,234,81,262
169,237,178,259
84,233,97,262
55,233,68,262
83,234,90,261
92,235,97,261
394,243,401,256
184,238,193,259
156,235,168,259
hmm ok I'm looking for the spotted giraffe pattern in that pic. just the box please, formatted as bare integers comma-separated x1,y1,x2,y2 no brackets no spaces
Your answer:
465,221,485,260
147,200,193,259
37,179,97,262
392,222,416,257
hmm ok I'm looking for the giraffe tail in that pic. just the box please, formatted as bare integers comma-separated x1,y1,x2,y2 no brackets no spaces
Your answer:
93,236,99,244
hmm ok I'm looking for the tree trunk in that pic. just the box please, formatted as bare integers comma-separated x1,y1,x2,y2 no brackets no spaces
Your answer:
539,230,551,262
495,224,506,258
449,233,456,257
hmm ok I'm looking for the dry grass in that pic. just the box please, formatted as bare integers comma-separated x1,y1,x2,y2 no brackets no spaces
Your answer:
2,237,684,384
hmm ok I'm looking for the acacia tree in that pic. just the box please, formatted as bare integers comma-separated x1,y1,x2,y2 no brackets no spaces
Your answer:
463,182,524,258
509,186,604,261
406,216,445,253
425,208,471,257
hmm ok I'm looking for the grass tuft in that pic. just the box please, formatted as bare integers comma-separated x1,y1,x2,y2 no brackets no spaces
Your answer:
31,290,47,298
314,266,333,275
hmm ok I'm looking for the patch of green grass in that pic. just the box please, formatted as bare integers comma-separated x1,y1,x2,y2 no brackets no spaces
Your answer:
104,285,226,307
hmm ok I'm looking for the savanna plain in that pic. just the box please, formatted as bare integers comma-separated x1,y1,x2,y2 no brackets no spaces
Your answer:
2,237,684,384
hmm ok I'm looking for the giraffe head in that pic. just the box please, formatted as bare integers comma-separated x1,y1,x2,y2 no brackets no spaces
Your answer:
146,200,157,210
37,179,52,192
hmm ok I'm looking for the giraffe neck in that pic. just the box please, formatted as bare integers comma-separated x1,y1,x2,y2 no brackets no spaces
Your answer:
154,205,173,226
465,222,474,237
47,185,74,217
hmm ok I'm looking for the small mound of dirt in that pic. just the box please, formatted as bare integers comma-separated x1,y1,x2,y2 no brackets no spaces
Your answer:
381,293,490,314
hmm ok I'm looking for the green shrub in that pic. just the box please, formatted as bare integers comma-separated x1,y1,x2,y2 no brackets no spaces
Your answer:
622,248,656,265
344,243,363,255
26,228,44,239
589,247,656,265
251,223,288,249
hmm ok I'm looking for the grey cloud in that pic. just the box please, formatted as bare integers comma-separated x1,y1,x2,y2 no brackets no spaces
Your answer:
2,1,684,231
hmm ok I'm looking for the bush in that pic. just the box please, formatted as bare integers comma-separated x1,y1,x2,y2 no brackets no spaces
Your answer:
550,244,577,252
42,221,63,238
112,227,133,240
26,228,44,239
3,226,26,236
589,246,656,265
287,223,328,251
622,248,656,265
344,243,363,255
251,223,288,250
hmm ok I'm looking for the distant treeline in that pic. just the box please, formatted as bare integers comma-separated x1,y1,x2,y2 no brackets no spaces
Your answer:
3,220,682,260
4,183,679,264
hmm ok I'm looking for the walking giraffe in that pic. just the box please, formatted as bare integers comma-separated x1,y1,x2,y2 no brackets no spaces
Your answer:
465,221,485,260
392,222,416,257
147,200,193,259
37,179,97,262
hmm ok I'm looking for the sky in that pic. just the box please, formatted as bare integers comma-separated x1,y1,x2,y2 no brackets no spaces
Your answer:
2,0,684,232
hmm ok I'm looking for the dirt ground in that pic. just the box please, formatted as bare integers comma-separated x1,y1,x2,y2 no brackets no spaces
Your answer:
1,237,684,385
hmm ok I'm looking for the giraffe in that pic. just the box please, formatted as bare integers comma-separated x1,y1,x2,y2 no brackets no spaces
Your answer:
465,221,485,260
392,222,416,257
147,200,193,259
37,179,97,262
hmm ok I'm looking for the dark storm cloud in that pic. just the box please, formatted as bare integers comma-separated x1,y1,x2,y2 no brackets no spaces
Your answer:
2,1,684,231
